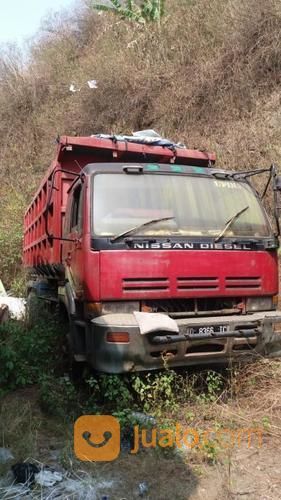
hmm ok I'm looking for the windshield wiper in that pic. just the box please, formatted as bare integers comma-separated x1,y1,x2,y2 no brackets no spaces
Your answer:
214,206,249,243
111,216,175,243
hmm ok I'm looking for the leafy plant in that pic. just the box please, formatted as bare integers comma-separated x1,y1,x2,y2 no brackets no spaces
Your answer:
39,374,80,419
141,0,165,22
132,370,180,414
261,415,271,431
0,318,63,396
98,374,134,409
197,371,224,403
200,439,220,464
92,0,165,23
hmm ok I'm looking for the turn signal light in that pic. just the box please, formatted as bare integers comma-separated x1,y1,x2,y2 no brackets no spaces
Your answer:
273,295,279,308
84,302,102,317
106,332,130,343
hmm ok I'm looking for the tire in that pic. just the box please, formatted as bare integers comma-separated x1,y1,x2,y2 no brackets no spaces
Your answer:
25,289,40,327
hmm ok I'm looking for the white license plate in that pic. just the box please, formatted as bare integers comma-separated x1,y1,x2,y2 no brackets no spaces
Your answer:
188,325,228,335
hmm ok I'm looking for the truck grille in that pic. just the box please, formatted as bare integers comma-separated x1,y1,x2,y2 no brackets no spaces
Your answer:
142,297,242,317
177,276,219,291
225,276,261,290
123,277,169,292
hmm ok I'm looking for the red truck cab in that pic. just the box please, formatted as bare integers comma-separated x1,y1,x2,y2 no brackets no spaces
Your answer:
23,134,281,372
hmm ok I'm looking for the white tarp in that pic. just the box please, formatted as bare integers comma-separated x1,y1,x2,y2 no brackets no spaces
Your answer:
133,311,179,335
93,130,186,148
0,297,26,320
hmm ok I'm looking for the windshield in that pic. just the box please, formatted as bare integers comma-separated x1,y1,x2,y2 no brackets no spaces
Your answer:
92,173,272,238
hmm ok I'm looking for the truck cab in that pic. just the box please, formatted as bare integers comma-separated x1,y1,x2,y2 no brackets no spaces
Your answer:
23,134,281,372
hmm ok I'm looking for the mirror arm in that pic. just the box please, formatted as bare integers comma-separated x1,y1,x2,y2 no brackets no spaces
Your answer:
261,164,274,199
272,165,281,237
44,168,80,242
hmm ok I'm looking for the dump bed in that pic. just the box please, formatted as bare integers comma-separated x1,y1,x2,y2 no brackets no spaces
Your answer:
23,135,215,268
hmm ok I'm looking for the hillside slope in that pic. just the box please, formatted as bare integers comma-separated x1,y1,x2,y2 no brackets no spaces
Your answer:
0,0,281,288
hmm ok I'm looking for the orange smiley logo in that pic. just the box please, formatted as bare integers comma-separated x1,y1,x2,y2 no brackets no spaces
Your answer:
74,415,120,461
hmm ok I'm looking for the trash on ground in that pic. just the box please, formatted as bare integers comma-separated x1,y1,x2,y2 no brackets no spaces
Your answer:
52,477,116,499
0,476,116,499
11,462,40,485
0,297,26,320
0,279,7,297
35,469,63,487
138,481,149,497
0,483,30,498
87,79,98,89
0,447,14,464
4,461,117,499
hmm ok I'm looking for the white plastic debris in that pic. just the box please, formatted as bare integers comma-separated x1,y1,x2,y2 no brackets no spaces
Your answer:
2,467,117,499
0,279,7,297
69,83,80,93
0,297,26,320
87,79,98,89
0,447,14,464
70,79,98,93
133,129,161,138
92,130,186,148
35,470,63,487
138,481,149,497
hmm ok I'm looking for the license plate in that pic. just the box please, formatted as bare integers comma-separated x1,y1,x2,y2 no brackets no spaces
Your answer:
188,325,228,336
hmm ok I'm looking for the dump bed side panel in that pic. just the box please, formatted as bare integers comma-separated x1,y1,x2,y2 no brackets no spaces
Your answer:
23,136,215,268
23,152,81,268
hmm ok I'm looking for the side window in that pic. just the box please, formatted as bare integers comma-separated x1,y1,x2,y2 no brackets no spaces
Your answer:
70,185,83,232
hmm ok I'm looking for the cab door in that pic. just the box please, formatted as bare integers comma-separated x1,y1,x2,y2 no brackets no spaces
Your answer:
62,182,84,298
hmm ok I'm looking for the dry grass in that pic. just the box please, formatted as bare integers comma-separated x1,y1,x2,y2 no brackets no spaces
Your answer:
0,0,281,283
221,359,281,436
1,0,281,165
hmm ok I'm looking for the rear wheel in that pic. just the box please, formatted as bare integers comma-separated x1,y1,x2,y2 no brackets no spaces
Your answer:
25,289,40,327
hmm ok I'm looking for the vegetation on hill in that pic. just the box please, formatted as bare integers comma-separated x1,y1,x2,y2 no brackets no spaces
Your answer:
0,0,281,289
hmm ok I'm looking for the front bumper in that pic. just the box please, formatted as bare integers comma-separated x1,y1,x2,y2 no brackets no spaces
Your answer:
87,311,281,373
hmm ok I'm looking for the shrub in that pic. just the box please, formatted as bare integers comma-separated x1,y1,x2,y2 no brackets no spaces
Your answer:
39,374,80,419
0,319,63,395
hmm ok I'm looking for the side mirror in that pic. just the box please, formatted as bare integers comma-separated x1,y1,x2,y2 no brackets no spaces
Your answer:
274,175,281,191
273,176,281,231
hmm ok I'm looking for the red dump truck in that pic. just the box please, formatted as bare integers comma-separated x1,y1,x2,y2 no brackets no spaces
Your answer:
23,133,281,373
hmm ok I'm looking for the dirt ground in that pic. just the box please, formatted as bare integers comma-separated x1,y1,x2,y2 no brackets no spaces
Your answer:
84,430,281,499
1,359,281,499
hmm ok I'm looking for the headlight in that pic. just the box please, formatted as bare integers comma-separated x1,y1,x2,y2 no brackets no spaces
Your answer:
246,296,274,312
84,301,140,317
101,301,140,315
